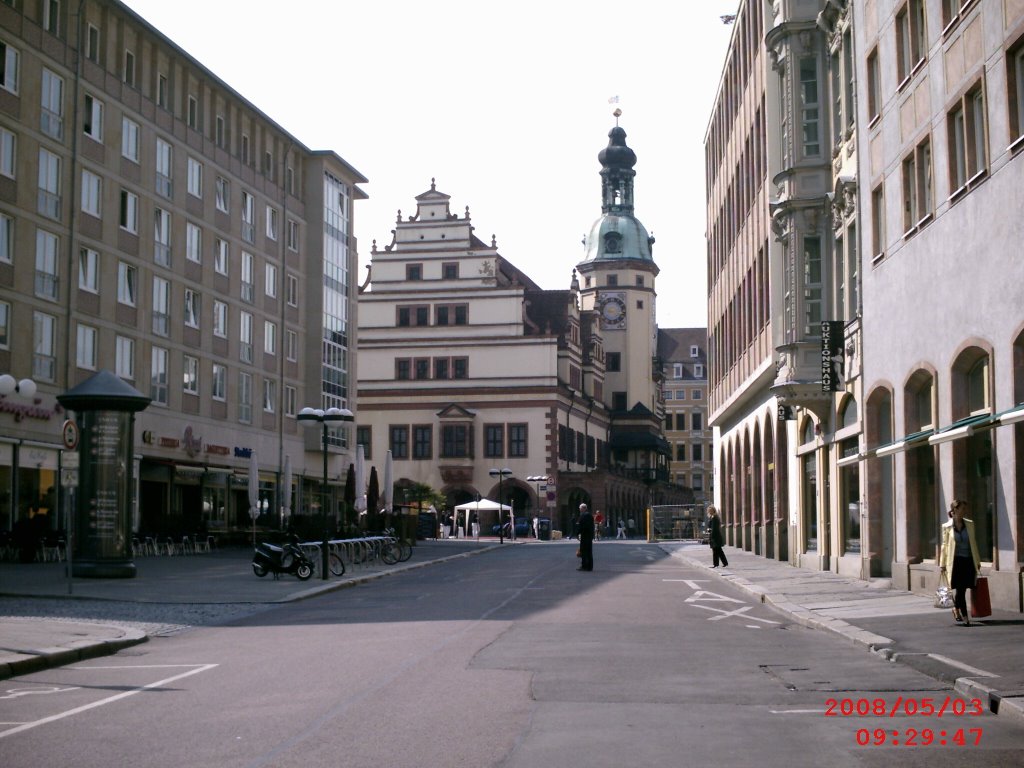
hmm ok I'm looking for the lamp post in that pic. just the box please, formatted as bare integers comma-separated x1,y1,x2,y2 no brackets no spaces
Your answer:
297,406,353,580
527,474,547,538
0,374,38,400
489,467,512,543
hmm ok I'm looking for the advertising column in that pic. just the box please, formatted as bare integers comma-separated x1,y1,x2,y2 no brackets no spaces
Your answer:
58,370,150,577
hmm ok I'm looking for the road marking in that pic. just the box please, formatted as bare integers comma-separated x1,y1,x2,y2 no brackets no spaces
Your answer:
662,579,708,587
0,686,81,700
690,604,781,624
684,590,745,604
0,664,217,739
923,654,998,678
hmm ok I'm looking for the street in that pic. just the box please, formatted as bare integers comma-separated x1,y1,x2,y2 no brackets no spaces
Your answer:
2,542,1022,767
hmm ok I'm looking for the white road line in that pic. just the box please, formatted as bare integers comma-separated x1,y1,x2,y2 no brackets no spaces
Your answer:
924,654,998,678
0,664,217,739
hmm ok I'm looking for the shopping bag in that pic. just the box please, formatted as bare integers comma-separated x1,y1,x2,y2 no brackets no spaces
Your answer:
934,585,953,609
970,576,991,618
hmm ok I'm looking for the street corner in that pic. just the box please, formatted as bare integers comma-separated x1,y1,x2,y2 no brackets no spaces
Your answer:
0,618,148,681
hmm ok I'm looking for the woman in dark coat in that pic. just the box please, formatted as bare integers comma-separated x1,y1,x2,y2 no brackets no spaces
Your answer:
577,503,595,571
708,505,728,568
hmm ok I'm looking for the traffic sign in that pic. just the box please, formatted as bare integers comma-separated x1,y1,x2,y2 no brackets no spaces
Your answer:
62,419,79,450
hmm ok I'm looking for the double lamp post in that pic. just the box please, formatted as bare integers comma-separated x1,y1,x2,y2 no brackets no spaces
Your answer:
297,406,353,580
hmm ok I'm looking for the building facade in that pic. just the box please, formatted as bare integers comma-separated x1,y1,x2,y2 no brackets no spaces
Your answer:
0,0,366,544
855,0,1024,609
658,328,712,505
357,126,684,536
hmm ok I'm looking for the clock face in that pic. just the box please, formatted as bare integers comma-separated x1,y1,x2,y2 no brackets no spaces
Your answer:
599,292,627,329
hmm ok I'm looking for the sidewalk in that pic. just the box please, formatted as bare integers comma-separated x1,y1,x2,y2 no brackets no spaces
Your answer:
0,538,501,680
660,542,1024,723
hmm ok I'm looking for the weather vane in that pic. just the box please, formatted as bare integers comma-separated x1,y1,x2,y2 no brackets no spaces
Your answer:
608,95,622,125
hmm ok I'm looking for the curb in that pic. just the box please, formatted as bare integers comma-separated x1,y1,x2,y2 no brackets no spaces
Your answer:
659,545,1024,724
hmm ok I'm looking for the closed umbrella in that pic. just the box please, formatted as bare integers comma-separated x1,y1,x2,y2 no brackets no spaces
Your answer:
383,450,394,531
248,450,259,547
354,444,366,517
282,454,292,529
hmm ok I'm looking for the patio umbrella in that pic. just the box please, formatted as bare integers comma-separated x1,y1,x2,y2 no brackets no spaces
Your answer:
344,463,356,531
354,444,367,519
367,467,380,529
248,450,259,547
282,454,292,528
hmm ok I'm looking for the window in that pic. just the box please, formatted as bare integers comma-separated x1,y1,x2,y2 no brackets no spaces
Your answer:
434,358,449,379
241,251,254,301
263,379,276,413
79,247,98,292
413,426,432,459
676,413,687,431
265,263,277,298
34,229,59,300
397,305,430,327
264,150,273,178
186,222,201,263
692,412,703,431
86,24,99,63
942,0,979,32
692,474,704,491
154,208,171,266
123,50,135,87
406,264,422,281
184,288,200,328
238,371,252,423
157,73,167,108
395,358,411,380
215,116,225,147
40,68,63,140
414,358,429,380
948,82,988,194
240,311,253,363
34,312,57,380
183,355,198,394
0,213,12,263
264,320,276,355
692,389,704,400
212,363,226,401
606,274,618,286
390,426,409,459
1010,40,1024,147
286,330,297,361
37,148,61,219
284,386,295,416
215,176,229,212
287,219,298,250
1,40,19,94
694,364,705,379
241,190,255,243
286,274,298,306
866,47,881,125
187,157,202,198
693,443,704,462
150,346,168,404
508,424,527,457
213,300,227,337
676,443,686,461
441,425,470,458
896,0,926,85
871,184,885,259
442,262,459,279
187,95,197,128
121,117,139,162
453,357,468,379
799,56,820,156
435,304,468,326
266,206,278,240
155,138,172,198
241,134,250,165
152,276,170,336
214,238,229,275
485,425,505,458
119,189,138,233
81,170,101,217
606,352,621,372
0,300,7,348
115,334,134,380
43,0,60,34
902,137,932,233
803,236,823,335
76,324,97,370
83,94,103,141
117,261,136,305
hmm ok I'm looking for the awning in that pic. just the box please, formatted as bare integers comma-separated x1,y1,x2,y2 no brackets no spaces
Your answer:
872,428,933,458
928,413,995,446
996,404,1024,427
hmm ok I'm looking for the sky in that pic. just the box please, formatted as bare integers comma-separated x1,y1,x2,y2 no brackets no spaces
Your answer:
121,0,737,329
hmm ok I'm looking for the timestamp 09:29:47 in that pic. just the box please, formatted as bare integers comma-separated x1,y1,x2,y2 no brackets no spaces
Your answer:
855,728,983,747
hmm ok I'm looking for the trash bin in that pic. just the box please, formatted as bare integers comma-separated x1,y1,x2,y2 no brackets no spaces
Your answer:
537,518,551,541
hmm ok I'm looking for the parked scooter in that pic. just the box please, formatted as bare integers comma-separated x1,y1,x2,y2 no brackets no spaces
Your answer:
252,539,314,580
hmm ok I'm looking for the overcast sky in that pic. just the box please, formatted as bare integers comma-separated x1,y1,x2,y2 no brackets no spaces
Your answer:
122,0,736,329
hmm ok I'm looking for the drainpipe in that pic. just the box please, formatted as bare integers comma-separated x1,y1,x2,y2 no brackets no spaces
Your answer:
63,0,87,387
276,141,295,527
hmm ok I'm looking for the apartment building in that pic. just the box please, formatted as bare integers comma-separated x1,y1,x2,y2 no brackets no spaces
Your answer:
0,0,366,541
659,328,712,504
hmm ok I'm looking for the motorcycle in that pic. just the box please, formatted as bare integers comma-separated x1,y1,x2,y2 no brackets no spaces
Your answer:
252,540,314,580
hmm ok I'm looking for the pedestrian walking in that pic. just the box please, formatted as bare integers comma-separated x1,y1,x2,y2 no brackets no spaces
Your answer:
616,519,626,539
594,510,605,540
627,517,636,539
939,499,980,626
707,505,729,568
577,503,594,571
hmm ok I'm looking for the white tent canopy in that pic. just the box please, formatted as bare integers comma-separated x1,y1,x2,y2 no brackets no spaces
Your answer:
453,498,511,514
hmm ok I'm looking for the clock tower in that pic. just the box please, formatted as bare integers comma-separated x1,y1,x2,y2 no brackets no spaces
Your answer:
577,118,661,420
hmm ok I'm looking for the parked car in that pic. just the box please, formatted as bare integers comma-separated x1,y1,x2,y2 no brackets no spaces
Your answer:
491,519,530,537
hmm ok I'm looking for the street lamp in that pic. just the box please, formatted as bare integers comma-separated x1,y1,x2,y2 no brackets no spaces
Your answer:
0,374,38,399
297,406,354,580
527,474,548,538
489,467,512,543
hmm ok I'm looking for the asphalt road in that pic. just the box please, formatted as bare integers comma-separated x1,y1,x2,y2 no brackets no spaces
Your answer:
2,542,1022,767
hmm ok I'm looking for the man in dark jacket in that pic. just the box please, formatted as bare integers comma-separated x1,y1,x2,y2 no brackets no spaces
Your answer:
708,505,728,568
577,503,595,571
